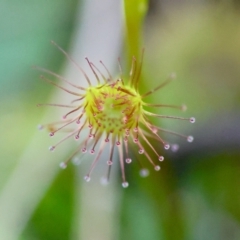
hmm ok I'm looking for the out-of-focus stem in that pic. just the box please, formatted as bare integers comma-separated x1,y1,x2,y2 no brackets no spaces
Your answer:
0,0,123,239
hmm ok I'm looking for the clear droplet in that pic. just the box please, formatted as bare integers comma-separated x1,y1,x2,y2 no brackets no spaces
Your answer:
138,149,144,154
105,138,109,142
76,120,81,124
62,115,67,119
100,177,108,185
72,157,81,165
158,156,164,161
133,127,138,132
59,162,67,169
75,135,79,140
154,165,161,171
84,175,91,182
187,136,194,142
164,144,170,150
182,104,187,111
90,149,95,154
125,158,132,164
140,169,149,177
88,124,93,129
49,132,54,137
122,182,129,188
49,146,55,152
107,160,113,165
38,125,43,130
116,141,121,146
190,117,195,123
81,147,87,153
171,144,179,152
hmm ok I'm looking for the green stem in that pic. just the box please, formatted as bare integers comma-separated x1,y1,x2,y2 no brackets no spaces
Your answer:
123,0,148,64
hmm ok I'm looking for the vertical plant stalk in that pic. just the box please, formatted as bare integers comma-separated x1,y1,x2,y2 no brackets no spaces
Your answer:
123,0,148,62
0,0,123,239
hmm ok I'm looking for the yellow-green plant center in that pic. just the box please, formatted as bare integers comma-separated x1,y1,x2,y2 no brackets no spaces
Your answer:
84,81,142,136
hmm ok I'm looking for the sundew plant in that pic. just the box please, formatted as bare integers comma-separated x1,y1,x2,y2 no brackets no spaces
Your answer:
37,41,195,187
2,0,240,239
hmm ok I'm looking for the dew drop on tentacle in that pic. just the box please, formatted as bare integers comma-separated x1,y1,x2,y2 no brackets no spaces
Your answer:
134,138,138,143
150,126,158,134
125,158,132,164
139,168,149,177
49,132,54,137
158,156,164,161
84,175,91,182
90,149,95,154
38,125,44,130
59,162,67,169
49,146,55,152
190,117,196,123
133,127,138,132
154,165,161,171
164,144,170,150
107,160,113,165
181,104,187,111
187,136,194,142
138,148,144,154
122,181,129,188
100,177,109,185
171,144,179,152
89,134,94,138
81,147,87,153
72,156,81,165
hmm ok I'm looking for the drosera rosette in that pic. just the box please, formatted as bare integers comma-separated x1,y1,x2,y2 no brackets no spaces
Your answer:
36,41,195,188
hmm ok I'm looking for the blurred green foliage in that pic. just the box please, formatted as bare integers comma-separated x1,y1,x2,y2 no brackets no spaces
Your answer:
1,1,240,240
21,167,75,240
0,0,78,188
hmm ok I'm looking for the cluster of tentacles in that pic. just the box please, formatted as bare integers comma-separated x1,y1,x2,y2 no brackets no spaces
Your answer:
37,42,195,187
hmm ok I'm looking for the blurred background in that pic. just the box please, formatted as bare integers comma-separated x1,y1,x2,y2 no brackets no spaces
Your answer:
0,0,240,239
